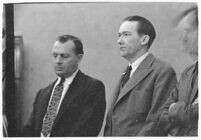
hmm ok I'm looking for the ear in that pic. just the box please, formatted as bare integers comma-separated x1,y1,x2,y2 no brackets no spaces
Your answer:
141,35,150,46
77,54,83,63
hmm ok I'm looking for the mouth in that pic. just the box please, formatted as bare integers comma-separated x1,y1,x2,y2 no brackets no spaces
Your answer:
55,67,63,71
119,46,126,50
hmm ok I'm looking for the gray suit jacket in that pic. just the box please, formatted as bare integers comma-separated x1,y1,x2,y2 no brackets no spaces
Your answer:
158,62,198,136
104,53,177,136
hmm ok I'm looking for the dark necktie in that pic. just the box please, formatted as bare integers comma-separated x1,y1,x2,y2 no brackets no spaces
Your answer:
121,65,132,88
41,78,65,137
192,62,198,88
191,62,198,102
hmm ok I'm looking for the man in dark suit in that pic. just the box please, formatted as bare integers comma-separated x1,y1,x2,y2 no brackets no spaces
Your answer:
104,16,177,136
158,6,198,136
21,34,106,137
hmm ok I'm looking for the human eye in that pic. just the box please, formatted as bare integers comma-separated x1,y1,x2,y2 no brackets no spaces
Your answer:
124,33,128,36
124,32,131,36
61,54,69,59
122,32,131,37
52,53,57,58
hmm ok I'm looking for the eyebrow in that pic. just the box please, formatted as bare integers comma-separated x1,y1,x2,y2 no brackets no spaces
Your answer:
119,31,132,35
119,31,130,33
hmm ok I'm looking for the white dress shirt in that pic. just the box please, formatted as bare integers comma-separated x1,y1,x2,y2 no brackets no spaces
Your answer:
50,69,78,114
129,52,150,77
41,69,79,137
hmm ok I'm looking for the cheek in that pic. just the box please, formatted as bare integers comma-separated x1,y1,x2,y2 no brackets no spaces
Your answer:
64,59,77,69
124,40,134,49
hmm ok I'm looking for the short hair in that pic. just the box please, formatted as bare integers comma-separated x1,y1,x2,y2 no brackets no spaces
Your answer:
173,6,198,28
123,16,156,49
56,34,84,55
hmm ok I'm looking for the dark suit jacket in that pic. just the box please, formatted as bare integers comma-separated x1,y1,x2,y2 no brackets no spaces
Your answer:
104,53,177,136
158,62,198,136
22,70,106,137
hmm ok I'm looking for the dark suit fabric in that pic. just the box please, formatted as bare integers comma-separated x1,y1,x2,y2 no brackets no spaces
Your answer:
104,54,177,136
22,70,106,137
158,62,198,136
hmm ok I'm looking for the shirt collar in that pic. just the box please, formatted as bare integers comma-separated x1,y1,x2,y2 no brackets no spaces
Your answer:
129,52,150,69
57,69,79,85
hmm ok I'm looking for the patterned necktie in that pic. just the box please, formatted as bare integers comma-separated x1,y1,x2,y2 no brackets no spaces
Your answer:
41,78,65,137
121,65,132,88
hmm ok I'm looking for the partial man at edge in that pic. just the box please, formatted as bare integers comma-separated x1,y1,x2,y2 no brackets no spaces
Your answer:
158,6,198,136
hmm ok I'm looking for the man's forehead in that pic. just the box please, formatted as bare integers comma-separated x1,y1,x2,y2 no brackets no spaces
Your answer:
119,21,139,33
54,40,74,47
52,40,75,53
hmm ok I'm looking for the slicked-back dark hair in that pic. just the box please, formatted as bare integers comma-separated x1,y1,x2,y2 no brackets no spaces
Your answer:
56,34,84,55
123,15,156,49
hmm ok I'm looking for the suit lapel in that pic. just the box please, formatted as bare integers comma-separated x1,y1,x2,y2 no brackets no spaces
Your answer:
108,76,123,113
52,70,86,129
189,63,198,103
114,54,155,106
179,74,191,101
37,81,56,133
190,77,198,103
181,63,198,103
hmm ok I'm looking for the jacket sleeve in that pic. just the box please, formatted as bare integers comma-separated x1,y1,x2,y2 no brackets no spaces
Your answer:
168,100,198,127
137,66,177,136
158,69,198,135
20,90,41,137
70,80,106,136
157,84,179,135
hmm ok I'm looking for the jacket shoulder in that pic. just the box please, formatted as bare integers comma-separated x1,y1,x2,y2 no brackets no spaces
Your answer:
152,58,175,73
82,73,105,87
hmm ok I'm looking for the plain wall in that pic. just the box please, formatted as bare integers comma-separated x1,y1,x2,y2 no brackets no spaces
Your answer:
14,2,196,135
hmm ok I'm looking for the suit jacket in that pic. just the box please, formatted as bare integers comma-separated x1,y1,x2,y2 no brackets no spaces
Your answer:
104,53,177,136
22,70,106,137
158,62,198,136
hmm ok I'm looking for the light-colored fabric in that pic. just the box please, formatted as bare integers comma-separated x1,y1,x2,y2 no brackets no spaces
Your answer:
129,52,149,78
169,103,176,111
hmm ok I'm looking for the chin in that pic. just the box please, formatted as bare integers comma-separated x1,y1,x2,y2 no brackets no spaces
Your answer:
55,71,64,77
120,52,127,57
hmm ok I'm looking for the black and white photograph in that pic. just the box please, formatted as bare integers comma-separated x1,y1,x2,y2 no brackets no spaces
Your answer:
2,0,199,137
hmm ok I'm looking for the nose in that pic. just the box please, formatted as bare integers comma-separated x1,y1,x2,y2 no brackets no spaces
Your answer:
117,37,123,45
55,55,62,64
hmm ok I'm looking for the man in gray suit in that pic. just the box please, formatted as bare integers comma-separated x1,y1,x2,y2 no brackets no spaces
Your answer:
104,15,177,136
158,6,198,136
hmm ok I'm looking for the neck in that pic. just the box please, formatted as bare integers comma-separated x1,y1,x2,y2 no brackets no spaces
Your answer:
61,68,78,79
127,49,148,64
